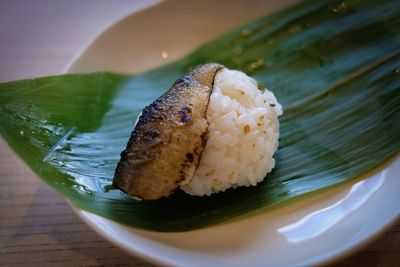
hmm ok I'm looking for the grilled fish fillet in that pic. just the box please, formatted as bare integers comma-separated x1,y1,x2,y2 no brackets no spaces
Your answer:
113,63,223,200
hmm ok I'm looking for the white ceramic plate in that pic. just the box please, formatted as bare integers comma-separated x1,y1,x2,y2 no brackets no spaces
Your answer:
66,1,400,266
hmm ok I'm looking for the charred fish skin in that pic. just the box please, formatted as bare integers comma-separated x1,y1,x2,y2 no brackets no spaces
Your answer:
113,63,223,200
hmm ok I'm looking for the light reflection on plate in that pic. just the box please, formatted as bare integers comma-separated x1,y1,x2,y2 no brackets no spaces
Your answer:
278,170,386,244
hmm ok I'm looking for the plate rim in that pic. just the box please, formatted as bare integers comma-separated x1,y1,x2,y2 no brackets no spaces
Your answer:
68,199,400,267
63,0,163,74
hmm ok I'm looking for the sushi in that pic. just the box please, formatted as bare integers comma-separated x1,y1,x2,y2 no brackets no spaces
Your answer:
113,63,282,200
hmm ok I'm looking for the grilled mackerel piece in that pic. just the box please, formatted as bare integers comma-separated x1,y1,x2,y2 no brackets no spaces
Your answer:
113,63,223,200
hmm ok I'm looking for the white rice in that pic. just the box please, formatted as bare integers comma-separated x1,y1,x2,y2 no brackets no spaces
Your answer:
181,68,282,196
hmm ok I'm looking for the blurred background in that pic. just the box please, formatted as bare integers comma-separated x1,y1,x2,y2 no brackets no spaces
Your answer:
0,0,160,81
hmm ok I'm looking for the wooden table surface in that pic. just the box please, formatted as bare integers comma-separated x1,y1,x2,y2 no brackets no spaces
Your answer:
0,1,399,266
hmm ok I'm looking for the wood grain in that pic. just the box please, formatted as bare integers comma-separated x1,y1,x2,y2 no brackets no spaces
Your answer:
0,1,399,266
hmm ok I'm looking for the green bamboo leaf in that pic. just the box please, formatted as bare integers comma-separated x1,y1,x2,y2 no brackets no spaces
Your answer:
0,0,399,231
